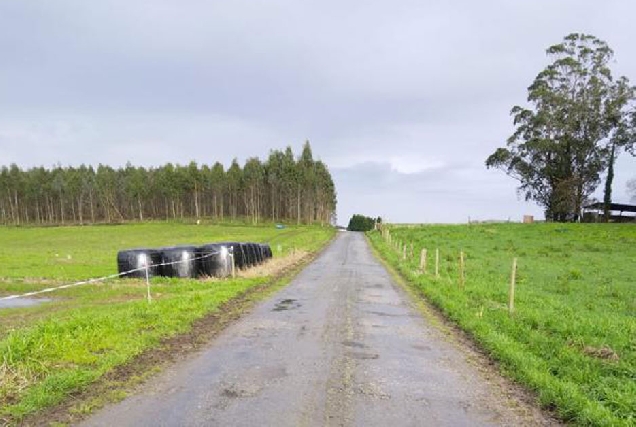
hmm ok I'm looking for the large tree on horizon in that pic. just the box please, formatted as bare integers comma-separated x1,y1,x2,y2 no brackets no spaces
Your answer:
486,33,635,222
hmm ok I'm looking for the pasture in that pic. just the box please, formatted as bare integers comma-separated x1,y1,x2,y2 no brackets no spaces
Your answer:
0,222,334,423
370,223,635,426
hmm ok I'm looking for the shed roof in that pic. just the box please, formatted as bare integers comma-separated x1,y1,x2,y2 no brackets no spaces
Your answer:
584,202,636,213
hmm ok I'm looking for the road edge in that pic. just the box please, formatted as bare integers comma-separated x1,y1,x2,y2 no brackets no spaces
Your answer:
364,232,561,426
20,232,339,427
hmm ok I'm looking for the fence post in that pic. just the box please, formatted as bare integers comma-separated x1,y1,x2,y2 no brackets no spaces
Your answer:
144,256,152,304
509,258,517,316
402,245,407,260
459,250,465,288
435,248,439,278
230,248,236,278
420,248,427,273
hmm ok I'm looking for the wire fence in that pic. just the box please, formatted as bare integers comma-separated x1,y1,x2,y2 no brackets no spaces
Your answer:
0,249,228,304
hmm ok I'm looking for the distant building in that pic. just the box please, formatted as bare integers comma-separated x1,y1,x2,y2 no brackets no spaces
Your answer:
582,203,636,223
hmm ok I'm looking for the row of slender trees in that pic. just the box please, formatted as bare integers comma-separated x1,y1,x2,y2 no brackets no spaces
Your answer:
0,142,337,226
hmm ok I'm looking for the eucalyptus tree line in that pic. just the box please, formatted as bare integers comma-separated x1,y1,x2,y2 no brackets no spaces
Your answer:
0,142,337,226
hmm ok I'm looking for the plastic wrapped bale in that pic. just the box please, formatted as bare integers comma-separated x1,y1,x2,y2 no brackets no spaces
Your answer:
239,243,251,268
217,242,246,270
159,246,198,278
117,249,162,278
260,243,273,259
196,244,232,278
242,242,256,267
251,243,264,264
243,243,257,265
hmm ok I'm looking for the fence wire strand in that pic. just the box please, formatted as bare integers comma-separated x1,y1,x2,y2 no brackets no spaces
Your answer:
0,249,228,302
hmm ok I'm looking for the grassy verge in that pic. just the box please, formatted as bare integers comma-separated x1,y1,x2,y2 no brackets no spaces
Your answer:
369,223,635,426
0,222,335,424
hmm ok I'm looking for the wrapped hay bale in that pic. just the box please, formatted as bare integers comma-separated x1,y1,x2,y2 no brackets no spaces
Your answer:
254,243,264,264
159,245,198,278
217,241,246,270
196,244,232,278
117,249,162,278
242,242,256,267
245,243,263,265
260,243,273,259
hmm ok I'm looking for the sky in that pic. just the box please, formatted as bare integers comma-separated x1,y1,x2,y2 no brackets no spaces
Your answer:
1,1,635,225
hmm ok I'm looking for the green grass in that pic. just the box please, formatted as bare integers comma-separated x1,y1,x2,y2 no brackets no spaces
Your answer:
0,221,334,423
0,220,324,282
369,223,635,426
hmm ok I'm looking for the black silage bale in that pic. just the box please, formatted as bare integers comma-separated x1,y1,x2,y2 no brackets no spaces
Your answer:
117,249,162,278
196,244,232,278
260,244,272,259
217,241,246,270
252,243,264,264
159,246,198,278
238,243,251,268
242,242,256,267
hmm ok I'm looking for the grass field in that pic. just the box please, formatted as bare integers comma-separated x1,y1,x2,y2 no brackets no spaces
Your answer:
0,221,335,423
369,223,635,426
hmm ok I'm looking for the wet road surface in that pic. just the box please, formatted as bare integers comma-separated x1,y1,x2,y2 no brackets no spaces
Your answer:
81,232,549,426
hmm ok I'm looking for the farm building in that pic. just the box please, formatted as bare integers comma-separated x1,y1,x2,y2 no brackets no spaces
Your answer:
582,202,636,222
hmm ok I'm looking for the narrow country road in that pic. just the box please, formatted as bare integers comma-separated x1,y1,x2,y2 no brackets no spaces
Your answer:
81,232,552,427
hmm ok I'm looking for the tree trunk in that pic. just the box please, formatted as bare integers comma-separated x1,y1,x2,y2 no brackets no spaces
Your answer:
138,197,143,221
194,185,200,219
89,190,95,223
603,143,616,222
297,186,301,225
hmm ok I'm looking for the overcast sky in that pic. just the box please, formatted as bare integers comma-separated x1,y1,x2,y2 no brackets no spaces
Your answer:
1,1,635,224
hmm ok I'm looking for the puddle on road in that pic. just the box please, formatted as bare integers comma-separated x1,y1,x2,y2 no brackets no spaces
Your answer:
367,310,401,318
0,297,52,309
342,340,367,349
347,351,380,360
411,344,432,352
272,298,301,312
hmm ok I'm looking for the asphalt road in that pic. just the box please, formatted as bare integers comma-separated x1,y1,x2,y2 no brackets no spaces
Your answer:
81,232,551,427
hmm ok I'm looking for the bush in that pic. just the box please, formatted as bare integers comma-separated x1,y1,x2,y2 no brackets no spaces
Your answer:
347,214,378,232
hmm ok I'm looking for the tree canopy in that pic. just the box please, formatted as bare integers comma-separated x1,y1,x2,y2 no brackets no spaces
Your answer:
347,214,379,232
0,142,337,226
486,33,635,222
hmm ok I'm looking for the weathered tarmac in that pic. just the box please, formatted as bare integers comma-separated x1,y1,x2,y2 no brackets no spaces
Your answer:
81,232,553,426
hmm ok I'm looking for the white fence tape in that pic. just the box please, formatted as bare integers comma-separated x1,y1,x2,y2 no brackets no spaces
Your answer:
0,248,229,302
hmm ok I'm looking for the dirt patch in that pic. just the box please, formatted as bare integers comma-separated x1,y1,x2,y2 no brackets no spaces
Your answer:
15,244,331,427
582,345,619,361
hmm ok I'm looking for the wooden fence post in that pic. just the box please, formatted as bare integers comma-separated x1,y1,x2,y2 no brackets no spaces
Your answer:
435,248,439,278
509,258,517,316
420,248,427,273
459,250,465,288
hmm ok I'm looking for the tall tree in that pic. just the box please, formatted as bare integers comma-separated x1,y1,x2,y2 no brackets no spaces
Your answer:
486,33,635,222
